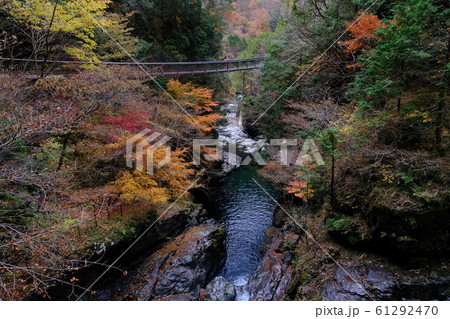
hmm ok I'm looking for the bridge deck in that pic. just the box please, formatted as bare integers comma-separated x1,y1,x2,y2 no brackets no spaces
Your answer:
0,57,265,76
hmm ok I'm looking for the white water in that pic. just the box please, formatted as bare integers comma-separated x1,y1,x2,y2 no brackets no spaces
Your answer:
234,277,250,301
218,98,267,173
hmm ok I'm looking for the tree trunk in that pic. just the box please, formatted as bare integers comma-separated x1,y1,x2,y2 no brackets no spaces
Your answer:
435,92,445,156
57,132,70,171
40,0,59,78
436,37,450,156
330,153,336,208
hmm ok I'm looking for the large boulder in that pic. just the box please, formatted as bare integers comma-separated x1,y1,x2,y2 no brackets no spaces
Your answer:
248,225,300,301
321,267,379,301
122,224,226,300
204,276,236,301
321,266,450,301
154,205,209,240
105,205,209,265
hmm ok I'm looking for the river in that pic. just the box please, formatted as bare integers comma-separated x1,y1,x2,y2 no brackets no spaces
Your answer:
209,99,278,300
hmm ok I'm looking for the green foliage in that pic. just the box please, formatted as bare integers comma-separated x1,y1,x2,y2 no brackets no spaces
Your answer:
398,172,414,185
260,44,297,95
317,128,339,156
252,43,299,137
325,216,350,231
115,0,223,61
350,0,448,108
238,31,277,59
227,34,247,51
93,12,141,61
283,241,298,252
0,193,24,219
34,137,62,171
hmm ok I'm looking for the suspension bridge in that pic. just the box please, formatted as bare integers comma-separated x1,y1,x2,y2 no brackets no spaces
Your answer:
0,57,265,77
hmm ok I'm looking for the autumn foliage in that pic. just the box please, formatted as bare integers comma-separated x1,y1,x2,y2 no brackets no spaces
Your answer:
167,79,222,133
2,0,139,64
0,67,220,299
225,0,283,38
103,111,153,133
340,12,385,54
286,180,315,201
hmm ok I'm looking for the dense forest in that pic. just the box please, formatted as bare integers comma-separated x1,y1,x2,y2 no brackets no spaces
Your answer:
0,0,449,301
240,0,450,300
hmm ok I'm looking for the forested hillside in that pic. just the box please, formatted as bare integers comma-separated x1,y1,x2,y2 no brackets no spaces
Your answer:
0,0,226,299
240,0,449,299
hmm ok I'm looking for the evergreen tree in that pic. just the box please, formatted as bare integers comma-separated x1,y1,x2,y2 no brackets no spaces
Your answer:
351,0,449,107
112,0,224,61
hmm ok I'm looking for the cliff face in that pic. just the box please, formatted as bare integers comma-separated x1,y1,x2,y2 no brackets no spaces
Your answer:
329,143,450,258
75,205,227,301
121,224,227,301
263,206,450,301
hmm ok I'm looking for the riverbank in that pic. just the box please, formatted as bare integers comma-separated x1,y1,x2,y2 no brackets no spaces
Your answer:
254,202,450,301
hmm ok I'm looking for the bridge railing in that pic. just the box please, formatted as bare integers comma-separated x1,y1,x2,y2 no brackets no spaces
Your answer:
0,57,265,76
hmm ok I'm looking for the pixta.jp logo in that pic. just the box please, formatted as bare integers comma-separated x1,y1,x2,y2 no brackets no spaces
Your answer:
126,129,172,175
126,130,324,176
192,138,324,167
